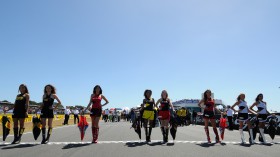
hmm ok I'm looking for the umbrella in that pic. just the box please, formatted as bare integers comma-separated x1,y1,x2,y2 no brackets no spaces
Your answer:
170,112,178,140
78,115,89,141
2,115,10,141
135,125,141,139
131,112,141,140
170,126,177,140
219,117,227,140
267,116,278,140
32,115,42,140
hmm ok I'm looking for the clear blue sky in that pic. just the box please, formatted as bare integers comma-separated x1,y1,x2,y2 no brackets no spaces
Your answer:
0,0,279,111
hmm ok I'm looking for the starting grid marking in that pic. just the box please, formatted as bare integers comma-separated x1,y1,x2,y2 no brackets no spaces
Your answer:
1,141,280,145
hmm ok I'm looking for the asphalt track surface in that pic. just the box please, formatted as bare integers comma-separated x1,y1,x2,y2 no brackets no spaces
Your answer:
1,121,280,157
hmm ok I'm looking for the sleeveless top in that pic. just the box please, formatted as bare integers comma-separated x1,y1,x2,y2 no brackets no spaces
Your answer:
43,94,54,110
238,100,248,113
257,101,267,114
160,99,170,111
143,98,154,111
92,95,102,109
204,98,215,112
14,94,26,113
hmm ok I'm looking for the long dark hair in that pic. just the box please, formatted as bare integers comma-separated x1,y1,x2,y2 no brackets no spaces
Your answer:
203,89,211,102
237,93,245,101
93,85,102,95
161,90,168,99
44,84,56,94
255,93,263,102
144,89,152,99
18,84,29,94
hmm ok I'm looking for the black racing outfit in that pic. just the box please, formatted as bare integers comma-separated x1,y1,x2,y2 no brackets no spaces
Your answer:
143,98,155,111
12,94,28,118
41,94,54,118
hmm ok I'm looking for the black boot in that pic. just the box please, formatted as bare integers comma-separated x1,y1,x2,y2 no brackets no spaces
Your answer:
161,127,166,143
145,127,149,142
45,128,52,144
41,128,46,144
15,128,25,144
148,127,152,142
11,128,19,144
165,128,169,143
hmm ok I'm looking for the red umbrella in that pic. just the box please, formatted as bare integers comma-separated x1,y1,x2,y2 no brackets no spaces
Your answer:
219,117,227,140
2,115,10,141
78,115,89,141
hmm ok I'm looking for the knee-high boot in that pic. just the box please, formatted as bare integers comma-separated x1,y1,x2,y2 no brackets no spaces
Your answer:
148,127,152,142
41,128,46,144
213,128,220,143
239,129,245,144
144,127,148,142
11,128,19,144
16,128,25,144
93,128,99,143
160,127,166,142
259,128,267,144
45,127,52,144
165,127,169,143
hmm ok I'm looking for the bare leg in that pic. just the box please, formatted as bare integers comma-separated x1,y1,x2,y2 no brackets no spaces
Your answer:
210,119,220,142
204,119,211,143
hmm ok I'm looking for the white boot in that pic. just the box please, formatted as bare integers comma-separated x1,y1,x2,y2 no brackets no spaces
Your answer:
249,129,255,144
239,129,245,144
259,128,267,144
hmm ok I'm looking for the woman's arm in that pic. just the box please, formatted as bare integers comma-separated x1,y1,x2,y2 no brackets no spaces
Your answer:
101,95,109,107
169,99,175,111
231,101,239,113
264,102,270,115
141,99,145,110
249,102,258,113
25,94,30,114
197,100,204,109
85,95,93,111
53,94,62,110
155,99,161,109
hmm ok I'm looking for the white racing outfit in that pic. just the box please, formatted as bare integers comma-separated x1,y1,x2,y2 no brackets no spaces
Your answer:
257,101,267,122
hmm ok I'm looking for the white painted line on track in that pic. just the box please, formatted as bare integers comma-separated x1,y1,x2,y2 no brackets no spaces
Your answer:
1,141,279,145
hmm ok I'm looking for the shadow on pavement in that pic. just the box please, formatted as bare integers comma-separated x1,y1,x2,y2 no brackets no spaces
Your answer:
0,144,8,148
233,143,252,147
125,142,147,147
2,144,38,150
62,143,91,149
220,142,227,146
255,143,273,146
167,143,175,146
147,141,164,146
196,142,216,148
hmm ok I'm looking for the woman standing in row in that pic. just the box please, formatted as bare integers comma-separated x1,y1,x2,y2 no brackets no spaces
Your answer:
156,90,174,143
231,93,256,144
5,84,30,144
40,84,62,144
141,89,156,142
198,89,221,143
250,93,269,144
85,85,109,143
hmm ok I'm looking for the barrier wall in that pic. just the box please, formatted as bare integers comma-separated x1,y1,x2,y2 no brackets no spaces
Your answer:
0,114,92,124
